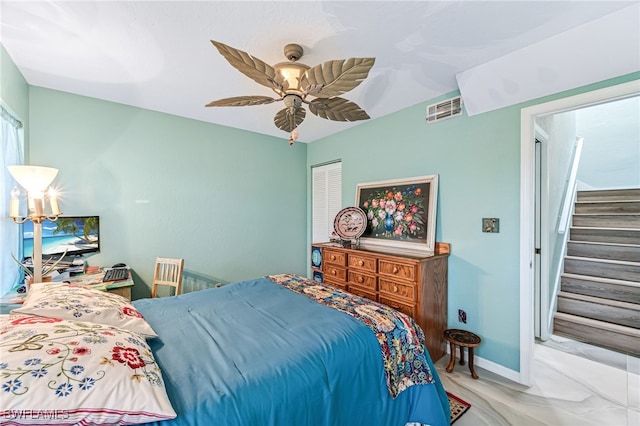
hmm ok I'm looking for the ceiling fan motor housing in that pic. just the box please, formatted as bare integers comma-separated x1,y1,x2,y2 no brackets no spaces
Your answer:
284,43,304,61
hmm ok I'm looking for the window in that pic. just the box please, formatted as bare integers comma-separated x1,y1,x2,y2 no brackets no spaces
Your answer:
312,161,342,243
1,104,24,294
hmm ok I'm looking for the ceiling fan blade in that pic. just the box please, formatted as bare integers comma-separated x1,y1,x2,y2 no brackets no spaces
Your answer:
308,97,370,122
206,96,278,107
274,106,306,132
210,40,285,93
302,57,375,98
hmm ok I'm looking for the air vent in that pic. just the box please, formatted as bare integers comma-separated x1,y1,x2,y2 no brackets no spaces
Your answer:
426,96,463,123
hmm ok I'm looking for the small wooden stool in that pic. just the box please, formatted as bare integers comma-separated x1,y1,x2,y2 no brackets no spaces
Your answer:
443,329,481,379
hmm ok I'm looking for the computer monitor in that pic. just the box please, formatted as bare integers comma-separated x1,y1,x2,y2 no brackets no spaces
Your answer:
23,216,100,260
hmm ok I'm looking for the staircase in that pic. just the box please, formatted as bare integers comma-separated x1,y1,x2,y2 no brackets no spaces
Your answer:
553,188,640,356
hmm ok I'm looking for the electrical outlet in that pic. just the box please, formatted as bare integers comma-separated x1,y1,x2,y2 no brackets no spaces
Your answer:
458,309,467,324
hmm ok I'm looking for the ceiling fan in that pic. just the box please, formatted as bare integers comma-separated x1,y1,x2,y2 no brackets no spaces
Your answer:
206,40,376,138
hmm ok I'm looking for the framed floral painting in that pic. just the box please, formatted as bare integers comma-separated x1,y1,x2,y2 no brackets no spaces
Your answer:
355,175,438,256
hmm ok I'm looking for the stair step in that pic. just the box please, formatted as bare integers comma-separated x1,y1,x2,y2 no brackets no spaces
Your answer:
563,256,640,282
554,188,640,357
561,273,640,303
574,200,640,214
572,213,640,229
570,227,640,245
577,188,640,202
558,290,639,309
566,241,640,262
557,291,639,329
553,312,640,356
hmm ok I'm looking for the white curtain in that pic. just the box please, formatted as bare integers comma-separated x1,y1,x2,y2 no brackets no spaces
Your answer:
0,105,24,296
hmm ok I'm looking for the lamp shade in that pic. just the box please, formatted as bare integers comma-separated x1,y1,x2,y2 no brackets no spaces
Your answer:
8,165,58,193
273,62,310,96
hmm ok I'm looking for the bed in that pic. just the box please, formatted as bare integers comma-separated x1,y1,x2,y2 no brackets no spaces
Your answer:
1,274,450,425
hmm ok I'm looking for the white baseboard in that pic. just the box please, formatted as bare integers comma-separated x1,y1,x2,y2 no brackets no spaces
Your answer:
444,346,522,384
474,355,521,383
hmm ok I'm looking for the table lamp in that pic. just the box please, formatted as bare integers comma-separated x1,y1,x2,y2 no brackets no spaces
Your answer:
8,165,61,285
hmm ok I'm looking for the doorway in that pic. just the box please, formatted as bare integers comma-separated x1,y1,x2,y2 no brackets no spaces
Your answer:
519,80,639,386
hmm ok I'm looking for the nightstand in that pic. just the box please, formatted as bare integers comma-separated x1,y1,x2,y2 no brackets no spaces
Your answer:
0,302,21,315
0,291,25,314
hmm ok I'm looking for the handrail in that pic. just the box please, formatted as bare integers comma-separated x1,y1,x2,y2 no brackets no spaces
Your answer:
557,137,584,234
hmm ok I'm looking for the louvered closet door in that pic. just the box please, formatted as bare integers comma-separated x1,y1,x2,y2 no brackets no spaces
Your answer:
312,161,342,243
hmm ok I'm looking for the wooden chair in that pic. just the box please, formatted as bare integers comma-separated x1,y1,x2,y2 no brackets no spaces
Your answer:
151,257,184,298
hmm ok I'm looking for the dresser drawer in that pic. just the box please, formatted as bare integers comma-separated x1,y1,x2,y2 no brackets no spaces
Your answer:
349,285,378,302
348,271,376,291
378,260,416,281
379,279,416,302
325,280,347,291
379,296,415,318
324,250,347,266
324,265,347,282
348,254,376,272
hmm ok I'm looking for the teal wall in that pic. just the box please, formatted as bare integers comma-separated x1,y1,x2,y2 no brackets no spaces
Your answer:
27,87,308,300
0,43,29,131
307,72,640,372
576,96,640,188
307,93,522,371
0,44,29,295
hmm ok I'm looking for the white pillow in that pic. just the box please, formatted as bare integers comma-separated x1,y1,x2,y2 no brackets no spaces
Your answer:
0,314,176,425
11,283,157,338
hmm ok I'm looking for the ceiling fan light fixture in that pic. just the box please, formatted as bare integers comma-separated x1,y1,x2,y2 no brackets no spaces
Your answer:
207,40,375,138
274,62,310,96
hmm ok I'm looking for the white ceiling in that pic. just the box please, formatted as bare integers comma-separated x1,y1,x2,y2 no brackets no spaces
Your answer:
0,1,637,142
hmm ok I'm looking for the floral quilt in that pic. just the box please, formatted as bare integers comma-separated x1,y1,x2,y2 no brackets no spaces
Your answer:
266,274,434,398
0,314,175,425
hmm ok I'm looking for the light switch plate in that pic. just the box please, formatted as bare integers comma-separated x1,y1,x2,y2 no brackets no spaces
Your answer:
483,218,499,233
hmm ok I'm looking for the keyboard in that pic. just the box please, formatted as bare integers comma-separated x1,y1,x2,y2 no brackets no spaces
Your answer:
103,268,129,282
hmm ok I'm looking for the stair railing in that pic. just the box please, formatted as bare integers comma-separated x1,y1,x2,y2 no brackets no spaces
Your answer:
557,137,584,234
548,137,584,335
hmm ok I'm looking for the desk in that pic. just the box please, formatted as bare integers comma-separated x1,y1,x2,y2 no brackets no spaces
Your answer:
66,270,134,301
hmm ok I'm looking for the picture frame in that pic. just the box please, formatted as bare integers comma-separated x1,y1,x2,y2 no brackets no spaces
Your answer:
355,174,438,256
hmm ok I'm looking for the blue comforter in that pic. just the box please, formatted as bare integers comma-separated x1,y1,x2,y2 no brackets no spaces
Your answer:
134,277,450,426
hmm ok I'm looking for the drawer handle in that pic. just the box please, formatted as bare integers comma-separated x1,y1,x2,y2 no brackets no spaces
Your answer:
357,277,364,283
331,255,336,261
331,270,337,275
393,285,399,293
392,266,399,274
358,260,364,266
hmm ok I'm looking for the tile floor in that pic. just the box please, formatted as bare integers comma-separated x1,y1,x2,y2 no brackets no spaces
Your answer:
434,335,639,425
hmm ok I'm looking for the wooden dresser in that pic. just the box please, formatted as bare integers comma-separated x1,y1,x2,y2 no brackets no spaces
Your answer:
311,242,449,361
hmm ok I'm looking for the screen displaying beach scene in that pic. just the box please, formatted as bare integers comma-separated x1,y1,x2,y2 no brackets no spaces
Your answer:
23,216,100,259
